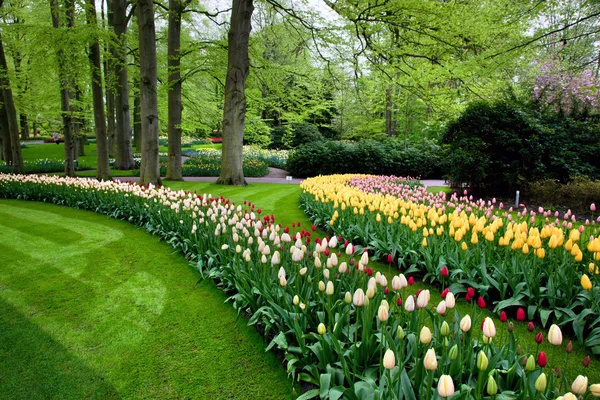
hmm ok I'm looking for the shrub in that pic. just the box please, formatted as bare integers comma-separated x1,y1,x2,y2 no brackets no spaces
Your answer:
268,126,288,149
286,139,444,178
283,123,323,149
524,176,600,214
244,117,272,148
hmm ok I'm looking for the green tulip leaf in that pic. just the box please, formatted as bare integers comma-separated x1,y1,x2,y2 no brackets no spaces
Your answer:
295,388,320,400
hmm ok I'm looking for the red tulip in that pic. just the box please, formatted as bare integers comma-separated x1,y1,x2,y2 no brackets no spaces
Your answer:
324,248,330,257
441,288,449,299
566,340,573,353
408,276,414,285
292,222,295,227
312,224,316,231
516,308,525,321
284,226,289,233
465,294,472,302
349,259,355,266
366,268,373,277
477,297,486,309
538,352,547,367
441,266,449,277
344,240,349,247
397,297,403,306
257,208,262,214
499,311,507,323
416,289,422,297
384,287,389,295
467,287,475,298
338,235,343,241
387,254,393,264
528,321,535,332
535,332,543,344
297,222,301,227
583,356,591,367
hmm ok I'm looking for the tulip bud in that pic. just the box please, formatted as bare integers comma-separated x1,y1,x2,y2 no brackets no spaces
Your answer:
537,352,547,367
436,300,447,316
525,355,535,371
420,326,432,345
516,308,525,321
548,324,563,346
566,340,573,353
383,349,395,370
326,281,334,296
404,295,415,312
293,295,299,305
460,315,472,332
590,383,600,397
344,291,352,304
477,351,488,371
437,375,455,398
535,332,543,344
441,321,450,336
516,344,521,355
487,375,498,396
449,344,458,360
417,289,431,308
535,372,547,392
528,321,535,332
583,356,591,367
317,323,326,335
366,287,375,299
482,317,496,338
397,326,405,340
508,322,514,333
318,281,325,292
424,348,438,370
572,375,588,395
279,276,287,286
353,289,365,307
499,311,507,322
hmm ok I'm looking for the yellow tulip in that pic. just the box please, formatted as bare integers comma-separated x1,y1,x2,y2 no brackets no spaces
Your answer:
582,274,593,290
461,242,468,251
422,237,428,247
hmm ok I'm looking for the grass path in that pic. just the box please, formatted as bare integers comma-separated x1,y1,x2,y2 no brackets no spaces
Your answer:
0,199,294,399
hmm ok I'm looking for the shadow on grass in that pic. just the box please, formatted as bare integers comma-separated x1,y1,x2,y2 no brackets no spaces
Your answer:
0,298,121,399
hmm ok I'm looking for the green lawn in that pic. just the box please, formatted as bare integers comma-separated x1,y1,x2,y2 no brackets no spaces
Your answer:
21,143,100,168
0,199,295,399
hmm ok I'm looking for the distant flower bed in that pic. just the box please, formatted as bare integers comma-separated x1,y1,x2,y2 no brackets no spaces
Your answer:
0,158,93,174
1,173,597,399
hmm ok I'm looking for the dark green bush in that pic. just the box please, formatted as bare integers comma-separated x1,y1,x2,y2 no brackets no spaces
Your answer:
269,123,323,150
286,139,443,178
524,176,600,215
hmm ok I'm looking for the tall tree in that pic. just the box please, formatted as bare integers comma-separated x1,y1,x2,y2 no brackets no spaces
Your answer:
112,0,134,169
137,0,161,185
0,95,12,163
85,0,111,180
165,0,191,181
103,0,117,157
217,0,254,186
0,29,23,173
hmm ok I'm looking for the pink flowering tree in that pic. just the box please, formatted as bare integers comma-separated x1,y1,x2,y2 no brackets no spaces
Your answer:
532,63,600,117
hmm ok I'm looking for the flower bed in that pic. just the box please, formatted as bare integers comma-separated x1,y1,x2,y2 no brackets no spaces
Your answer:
1,173,598,399
300,174,600,354
0,158,94,174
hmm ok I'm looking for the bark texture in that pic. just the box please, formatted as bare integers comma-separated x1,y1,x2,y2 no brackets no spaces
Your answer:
85,0,111,180
0,102,12,164
0,33,23,173
104,0,116,157
166,0,185,180
137,0,161,186
112,0,134,169
217,0,254,186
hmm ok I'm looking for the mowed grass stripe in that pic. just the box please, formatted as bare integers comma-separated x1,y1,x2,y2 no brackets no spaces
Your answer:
0,199,294,399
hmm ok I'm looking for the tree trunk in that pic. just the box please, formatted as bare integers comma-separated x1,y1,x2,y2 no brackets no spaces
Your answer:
112,0,134,170
85,0,111,180
0,32,24,173
13,52,30,141
385,86,392,136
104,0,116,158
217,0,253,186
0,95,13,164
133,78,141,150
137,0,161,186
166,0,184,180
19,114,29,140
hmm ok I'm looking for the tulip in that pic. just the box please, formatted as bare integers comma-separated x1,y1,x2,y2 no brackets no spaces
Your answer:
572,375,588,395
279,276,287,286
396,297,402,306
441,288,449,298
538,351,547,367
448,344,458,360
535,332,543,344
562,393,578,400
482,317,496,338
566,340,573,353
423,348,438,370
326,281,334,296
583,356,591,367
417,289,430,308
437,375,454,398
516,307,526,321
499,311,507,322
420,326,432,345
407,276,415,285
437,301,447,316
344,291,352,304
397,326,405,340
345,243,354,255
548,324,563,345
293,295,299,305
528,321,535,332
387,253,393,263
477,351,489,371
445,292,455,308
317,323,326,335
299,267,307,276
508,322,514,332
404,295,415,312
582,274,593,290
590,383,600,397
278,266,286,280
477,296,486,309
383,349,395,369
441,266,449,277
487,375,498,396
378,305,389,322
525,355,535,371
460,315,472,332
535,372,547,392
318,281,326,292
353,289,365,307
592,203,597,212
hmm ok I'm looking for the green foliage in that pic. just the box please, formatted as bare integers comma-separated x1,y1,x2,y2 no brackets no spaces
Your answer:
0,159,93,174
441,101,600,195
525,176,600,214
269,126,288,149
282,123,323,149
286,139,443,178
244,117,272,147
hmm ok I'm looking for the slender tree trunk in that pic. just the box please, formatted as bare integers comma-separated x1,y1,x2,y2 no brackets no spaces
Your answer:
104,0,116,158
19,114,29,140
0,94,13,164
85,0,110,180
112,0,134,169
133,78,141,150
217,0,254,186
0,33,24,173
137,0,161,185
13,52,29,140
385,86,392,136
166,0,184,180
